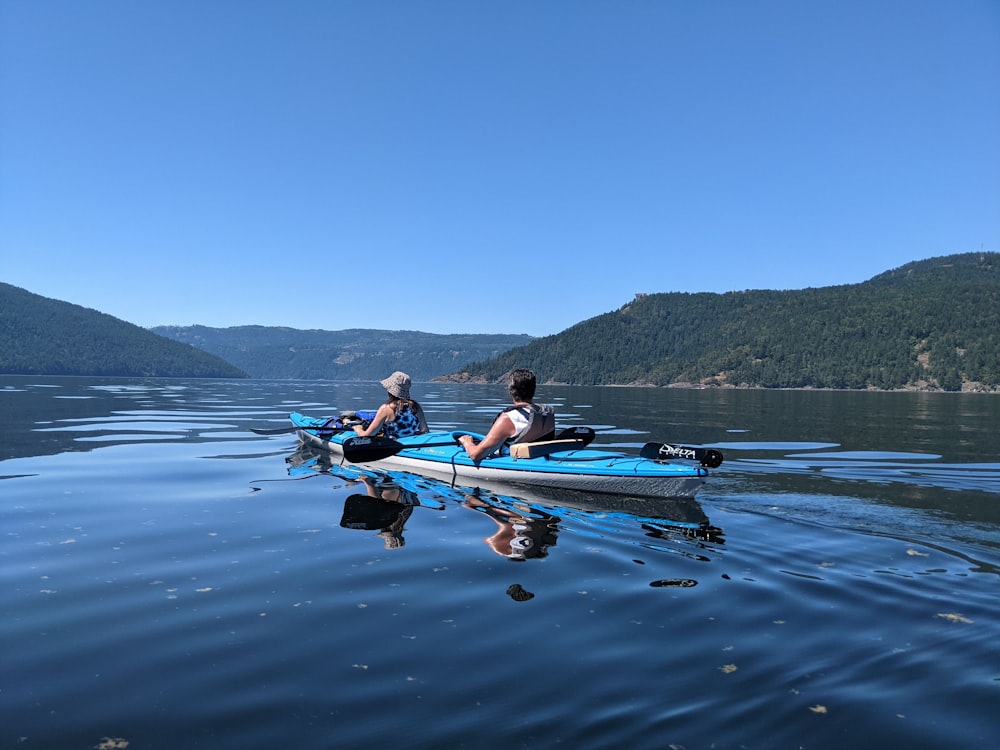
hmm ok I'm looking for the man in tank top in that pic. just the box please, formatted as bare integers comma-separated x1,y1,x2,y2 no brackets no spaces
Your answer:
458,368,555,463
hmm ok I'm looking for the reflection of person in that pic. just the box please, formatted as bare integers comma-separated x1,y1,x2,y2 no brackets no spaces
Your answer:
462,493,559,561
352,371,429,439
343,475,418,550
459,369,555,463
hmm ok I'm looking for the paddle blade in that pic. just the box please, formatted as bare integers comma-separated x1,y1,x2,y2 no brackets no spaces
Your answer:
343,436,404,463
640,442,724,468
556,426,596,447
700,449,724,469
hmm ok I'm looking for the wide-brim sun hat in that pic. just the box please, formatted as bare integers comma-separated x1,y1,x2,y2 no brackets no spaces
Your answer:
380,371,412,399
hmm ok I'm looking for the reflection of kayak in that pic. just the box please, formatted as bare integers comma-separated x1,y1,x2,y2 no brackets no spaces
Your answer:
289,411,711,498
286,443,721,543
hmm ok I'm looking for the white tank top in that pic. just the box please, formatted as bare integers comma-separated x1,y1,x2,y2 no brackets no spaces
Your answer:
507,407,532,441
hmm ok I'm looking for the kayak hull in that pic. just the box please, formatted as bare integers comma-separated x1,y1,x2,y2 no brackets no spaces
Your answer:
290,413,709,499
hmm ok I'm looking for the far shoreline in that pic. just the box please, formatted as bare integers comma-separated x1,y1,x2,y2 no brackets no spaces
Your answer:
430,374,999,394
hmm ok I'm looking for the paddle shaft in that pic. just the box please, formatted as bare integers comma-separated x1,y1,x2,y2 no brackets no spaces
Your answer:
251,425,335,435
252,416,362,436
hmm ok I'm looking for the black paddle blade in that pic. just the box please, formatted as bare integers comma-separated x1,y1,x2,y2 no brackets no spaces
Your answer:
700,449,724,469
556,426,596,447
640,442,724,469
342,436,404,463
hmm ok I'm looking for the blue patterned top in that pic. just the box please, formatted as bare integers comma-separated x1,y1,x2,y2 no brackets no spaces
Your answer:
382,404,422,439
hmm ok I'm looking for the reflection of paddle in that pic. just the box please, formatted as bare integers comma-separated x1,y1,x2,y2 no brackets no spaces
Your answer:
640,442,724,468
339,494,408,530
344,427,596,464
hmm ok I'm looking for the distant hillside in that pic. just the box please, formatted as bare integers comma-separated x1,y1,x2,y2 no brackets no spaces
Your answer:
0,283,247,378
150,325,534,381
448,252,1000,392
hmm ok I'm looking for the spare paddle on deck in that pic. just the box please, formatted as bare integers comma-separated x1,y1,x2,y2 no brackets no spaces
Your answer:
556,426,596,446
343,426,596,464
640,442,724,468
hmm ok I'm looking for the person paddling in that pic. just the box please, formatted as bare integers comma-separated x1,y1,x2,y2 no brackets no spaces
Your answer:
459,369,555,463
352,371,429,439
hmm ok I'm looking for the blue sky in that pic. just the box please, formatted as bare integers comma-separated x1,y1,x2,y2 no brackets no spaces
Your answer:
2,0,997,336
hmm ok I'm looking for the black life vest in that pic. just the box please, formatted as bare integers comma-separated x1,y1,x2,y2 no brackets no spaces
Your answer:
498,403,556,444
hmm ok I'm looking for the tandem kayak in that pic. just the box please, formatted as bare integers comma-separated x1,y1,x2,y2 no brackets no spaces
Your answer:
288,412,720,499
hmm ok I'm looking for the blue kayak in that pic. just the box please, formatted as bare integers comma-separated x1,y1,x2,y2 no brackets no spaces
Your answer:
289,412,713,499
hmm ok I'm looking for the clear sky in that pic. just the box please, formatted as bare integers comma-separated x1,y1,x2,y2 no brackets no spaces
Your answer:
1,1,997,336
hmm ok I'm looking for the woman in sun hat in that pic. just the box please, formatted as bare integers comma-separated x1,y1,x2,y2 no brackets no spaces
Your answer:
351,371,429,439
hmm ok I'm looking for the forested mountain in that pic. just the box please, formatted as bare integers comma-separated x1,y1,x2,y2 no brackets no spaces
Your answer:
150,325,534,381
449,252,1000,392
0,283,247,378
6,252,996,389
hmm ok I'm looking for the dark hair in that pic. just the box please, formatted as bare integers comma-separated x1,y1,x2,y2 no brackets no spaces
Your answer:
508,369,537,403
387,393,415,414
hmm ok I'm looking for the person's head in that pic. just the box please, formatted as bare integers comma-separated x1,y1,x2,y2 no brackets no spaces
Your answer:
508,369,537,403
380,371,412,401
379,530,405,550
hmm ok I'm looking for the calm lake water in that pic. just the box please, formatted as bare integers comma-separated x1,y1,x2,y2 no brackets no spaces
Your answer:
2,376,998,750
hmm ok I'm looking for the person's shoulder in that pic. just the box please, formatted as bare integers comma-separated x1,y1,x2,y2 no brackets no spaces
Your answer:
495,411,518,430
530,402,554,414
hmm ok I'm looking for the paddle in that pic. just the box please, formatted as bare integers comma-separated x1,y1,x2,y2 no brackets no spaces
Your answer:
343,435,459,462
252,424,318,435
251,418,351,436
640,442,724,468
343,426,597,464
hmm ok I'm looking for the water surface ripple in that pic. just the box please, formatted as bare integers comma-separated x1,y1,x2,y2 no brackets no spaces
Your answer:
1,377,997,750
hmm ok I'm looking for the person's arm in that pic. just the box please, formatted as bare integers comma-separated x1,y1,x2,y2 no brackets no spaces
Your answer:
353,404,393,437
458,414,515,463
